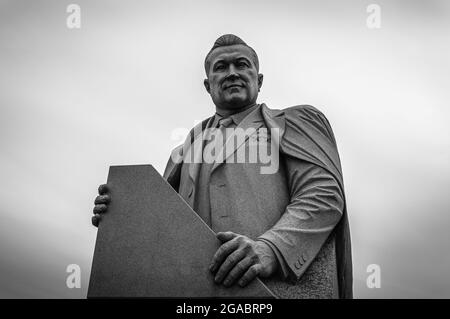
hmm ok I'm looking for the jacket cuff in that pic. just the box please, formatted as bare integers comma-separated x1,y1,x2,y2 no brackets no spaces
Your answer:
256,237,290,280
257,230,313,281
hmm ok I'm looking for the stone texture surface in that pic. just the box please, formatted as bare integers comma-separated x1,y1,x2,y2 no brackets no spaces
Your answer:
263,234,338,299
88,165,274,298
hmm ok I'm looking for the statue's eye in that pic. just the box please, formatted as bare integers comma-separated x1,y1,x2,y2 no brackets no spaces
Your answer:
237,61,248,68
215,64,225,71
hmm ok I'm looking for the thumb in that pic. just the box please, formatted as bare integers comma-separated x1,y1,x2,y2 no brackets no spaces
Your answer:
216,231,238,243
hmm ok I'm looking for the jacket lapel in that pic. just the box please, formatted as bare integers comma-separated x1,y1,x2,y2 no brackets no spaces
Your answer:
185,117,214,186
211,105,265,173
260,103,286,137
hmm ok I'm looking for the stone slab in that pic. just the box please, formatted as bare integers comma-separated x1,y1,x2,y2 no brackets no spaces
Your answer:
88,165,274,298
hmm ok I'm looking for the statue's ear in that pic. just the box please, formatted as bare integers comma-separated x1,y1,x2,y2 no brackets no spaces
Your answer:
203,79,211,94
258,73,264,91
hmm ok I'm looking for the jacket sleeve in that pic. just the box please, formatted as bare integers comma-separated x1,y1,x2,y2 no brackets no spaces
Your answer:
257,153,344,281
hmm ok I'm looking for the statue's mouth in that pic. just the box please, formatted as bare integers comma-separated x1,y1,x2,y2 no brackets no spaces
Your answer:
224,83,244,90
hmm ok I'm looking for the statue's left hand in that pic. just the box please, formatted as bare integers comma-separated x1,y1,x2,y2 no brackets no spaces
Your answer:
209,231,278,287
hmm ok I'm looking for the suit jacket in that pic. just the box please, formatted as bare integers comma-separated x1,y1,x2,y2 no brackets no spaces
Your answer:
163,103,353,298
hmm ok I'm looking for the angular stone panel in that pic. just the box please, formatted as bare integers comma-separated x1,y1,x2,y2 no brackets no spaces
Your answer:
88,165,274,298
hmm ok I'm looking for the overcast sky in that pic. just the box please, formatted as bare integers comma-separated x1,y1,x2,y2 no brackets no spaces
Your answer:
1,0,449,298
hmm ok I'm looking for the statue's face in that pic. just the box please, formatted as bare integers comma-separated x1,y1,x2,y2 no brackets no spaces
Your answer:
204,45,263,111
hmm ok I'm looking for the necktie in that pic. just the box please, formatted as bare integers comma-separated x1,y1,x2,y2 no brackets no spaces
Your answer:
217,116,233,147
215,117,234,163
217,116,234,129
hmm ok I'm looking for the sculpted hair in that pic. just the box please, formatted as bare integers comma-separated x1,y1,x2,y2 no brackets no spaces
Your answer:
204,34,259,75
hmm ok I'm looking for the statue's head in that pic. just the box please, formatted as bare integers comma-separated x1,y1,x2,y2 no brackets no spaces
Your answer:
204,34,263,112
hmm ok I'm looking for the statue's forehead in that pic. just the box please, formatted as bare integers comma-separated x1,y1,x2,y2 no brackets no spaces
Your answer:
208,45,255,64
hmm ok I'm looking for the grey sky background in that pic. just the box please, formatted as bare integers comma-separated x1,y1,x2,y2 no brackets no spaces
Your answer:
1,0,449,298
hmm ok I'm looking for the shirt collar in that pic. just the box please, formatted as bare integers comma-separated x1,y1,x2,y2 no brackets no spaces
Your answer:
214,103,259,127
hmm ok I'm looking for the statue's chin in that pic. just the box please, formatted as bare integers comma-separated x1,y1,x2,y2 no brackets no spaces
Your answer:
222,95,249,109
213,91,255,111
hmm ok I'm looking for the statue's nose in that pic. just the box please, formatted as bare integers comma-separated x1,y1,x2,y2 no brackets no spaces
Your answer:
227,64,238,78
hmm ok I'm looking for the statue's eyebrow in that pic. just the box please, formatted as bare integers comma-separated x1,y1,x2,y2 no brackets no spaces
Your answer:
235,56,251,64
212,59,226,68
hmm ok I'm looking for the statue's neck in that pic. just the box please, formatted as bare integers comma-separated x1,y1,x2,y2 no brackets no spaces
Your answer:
215,102,257,117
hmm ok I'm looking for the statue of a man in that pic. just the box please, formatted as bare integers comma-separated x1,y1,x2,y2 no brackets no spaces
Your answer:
92,34,353,298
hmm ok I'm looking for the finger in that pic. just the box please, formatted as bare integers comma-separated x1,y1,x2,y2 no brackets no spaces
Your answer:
94,194,111,205
98,184,109,195
92,214,101,227
210,238,239,274
214,249,247,285
93,204,107,215
238,264,262,287
223,257,253,287
216,231,238,243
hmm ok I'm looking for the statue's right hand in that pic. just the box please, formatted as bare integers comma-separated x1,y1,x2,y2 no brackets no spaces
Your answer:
92,184,111,227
